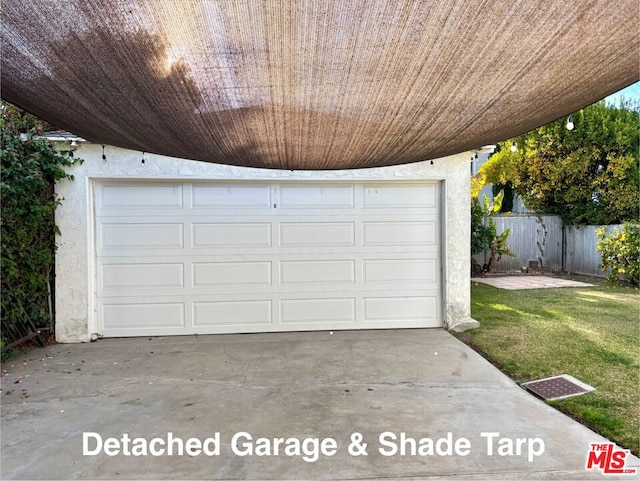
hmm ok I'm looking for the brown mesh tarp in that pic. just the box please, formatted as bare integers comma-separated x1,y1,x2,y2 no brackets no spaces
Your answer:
2,1,638,170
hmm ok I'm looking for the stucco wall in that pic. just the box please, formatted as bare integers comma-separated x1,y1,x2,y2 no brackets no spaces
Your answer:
54,144,475,342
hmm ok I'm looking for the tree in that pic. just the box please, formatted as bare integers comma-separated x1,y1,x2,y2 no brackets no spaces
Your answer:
1,102,54,134
473,100,639,225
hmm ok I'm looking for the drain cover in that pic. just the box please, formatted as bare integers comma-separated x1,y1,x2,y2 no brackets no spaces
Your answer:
522,374,595,401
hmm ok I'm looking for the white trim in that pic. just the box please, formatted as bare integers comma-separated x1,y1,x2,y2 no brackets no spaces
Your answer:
87,179,98,336
439,179,449,329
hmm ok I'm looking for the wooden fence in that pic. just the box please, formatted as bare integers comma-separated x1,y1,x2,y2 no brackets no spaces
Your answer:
474,215,619,277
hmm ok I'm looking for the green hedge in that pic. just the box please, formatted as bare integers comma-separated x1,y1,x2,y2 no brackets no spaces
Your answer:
597,223,640,286
1,119,79,347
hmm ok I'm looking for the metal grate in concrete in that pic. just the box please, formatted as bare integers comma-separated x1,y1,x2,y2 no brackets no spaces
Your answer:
521,374,595,401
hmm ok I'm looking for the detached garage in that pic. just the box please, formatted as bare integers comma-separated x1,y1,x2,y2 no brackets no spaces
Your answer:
54,144,478,342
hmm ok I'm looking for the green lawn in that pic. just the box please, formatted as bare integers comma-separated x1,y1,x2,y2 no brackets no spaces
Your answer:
457,279,639,456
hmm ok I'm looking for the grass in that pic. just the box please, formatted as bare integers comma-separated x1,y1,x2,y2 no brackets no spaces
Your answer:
457,277,639,456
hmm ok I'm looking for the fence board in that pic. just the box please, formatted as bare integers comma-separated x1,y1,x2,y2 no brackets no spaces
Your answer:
474,215,617,277
565,225,617,277
474,215,563,272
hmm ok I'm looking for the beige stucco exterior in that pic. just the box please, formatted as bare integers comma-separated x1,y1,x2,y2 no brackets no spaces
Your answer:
54,144,477,342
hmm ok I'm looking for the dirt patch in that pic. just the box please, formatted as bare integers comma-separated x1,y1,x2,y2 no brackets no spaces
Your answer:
1,330,57,364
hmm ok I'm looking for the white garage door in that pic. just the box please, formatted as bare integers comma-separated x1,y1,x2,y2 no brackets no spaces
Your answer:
94,181,442,337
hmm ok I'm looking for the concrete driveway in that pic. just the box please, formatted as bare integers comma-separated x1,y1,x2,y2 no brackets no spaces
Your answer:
1,329,638,480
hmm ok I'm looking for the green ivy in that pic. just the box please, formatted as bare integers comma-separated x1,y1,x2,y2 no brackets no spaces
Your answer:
1,111,80,346
597,223,640,286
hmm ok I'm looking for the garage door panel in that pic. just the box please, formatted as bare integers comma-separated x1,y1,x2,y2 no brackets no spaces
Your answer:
99,223,184,250
278,184,354,208
280,260,355,285
280,298,356,324
99,183,184,209
192,223,271,248
193,300,271,327
101,302,185,329
363,221,437,246
363,184,437,208
363,296,438,324
100,263,184,289
279,222,355,247
193,262,271,287
192,183,271,209
95,181,442,336
363,259,438,284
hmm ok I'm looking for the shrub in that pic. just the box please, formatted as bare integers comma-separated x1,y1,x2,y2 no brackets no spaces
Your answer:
471,197,492,256
1,118,80,346
597,223,640,286
470,191,515,273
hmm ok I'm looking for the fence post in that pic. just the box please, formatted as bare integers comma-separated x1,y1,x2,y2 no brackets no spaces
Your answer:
561,224,567,272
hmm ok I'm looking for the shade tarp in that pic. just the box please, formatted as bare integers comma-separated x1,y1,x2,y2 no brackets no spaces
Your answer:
2,1,638,170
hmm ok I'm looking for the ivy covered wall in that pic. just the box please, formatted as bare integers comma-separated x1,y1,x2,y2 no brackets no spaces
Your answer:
0,102,79,347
